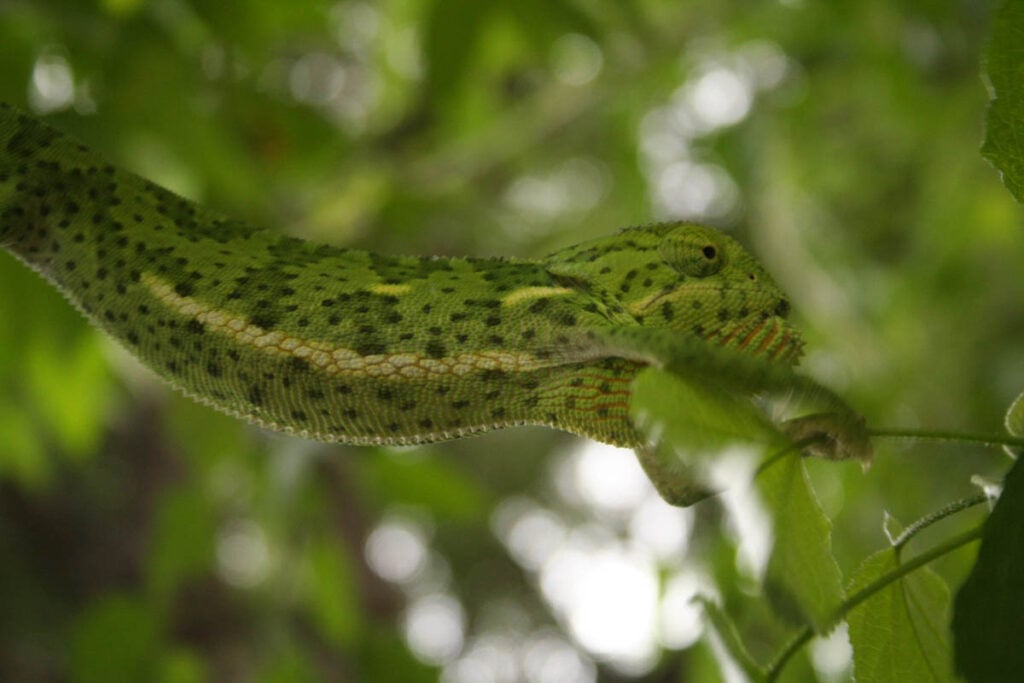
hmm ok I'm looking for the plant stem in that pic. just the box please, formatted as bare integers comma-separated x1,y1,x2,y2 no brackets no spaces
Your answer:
763,523,985,681
869,427,1024,449
892,494,988,548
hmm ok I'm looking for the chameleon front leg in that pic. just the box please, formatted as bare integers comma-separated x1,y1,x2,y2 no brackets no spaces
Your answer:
634,441,716,507
574,324,872,503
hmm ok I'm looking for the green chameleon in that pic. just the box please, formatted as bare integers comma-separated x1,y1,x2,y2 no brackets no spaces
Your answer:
0,103,868,505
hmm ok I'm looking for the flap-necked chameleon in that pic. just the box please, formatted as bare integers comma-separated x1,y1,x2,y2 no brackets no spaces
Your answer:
0,103,867,505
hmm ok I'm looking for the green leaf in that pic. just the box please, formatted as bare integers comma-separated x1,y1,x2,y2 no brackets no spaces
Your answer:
847,544,955,682
982,0,1024,203
1005,391,1024,437
758,454,844,632
953,457,1024,682
631,367,781,456
70,595,160,683
145,488,216,604
303,539,361,650
423,0,496,113
699,597,767,682
25,330,112,460
1004,390,1024,457
358,449,489,520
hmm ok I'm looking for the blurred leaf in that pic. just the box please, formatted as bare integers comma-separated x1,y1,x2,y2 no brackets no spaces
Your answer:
258,646,319,683
953,457,1024,682
159,649,208,683
505,0,601,54
25,331,112,460
699,597,766,682
423,0,496,114
1004,390,1024,457
358,450,489,520
0,406,48,487
359,626,437,683
631,368,780,457
1006,390,1024,437
847,543,954,683
982,0,1024,204
146,488,216,604
303,539,361,650
758,454,844,632
70,595,159,683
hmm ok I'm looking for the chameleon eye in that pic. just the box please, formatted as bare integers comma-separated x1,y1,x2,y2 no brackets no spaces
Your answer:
659,233,726,278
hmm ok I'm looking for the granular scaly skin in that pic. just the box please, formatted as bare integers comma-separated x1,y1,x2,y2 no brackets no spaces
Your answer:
0,103,802,451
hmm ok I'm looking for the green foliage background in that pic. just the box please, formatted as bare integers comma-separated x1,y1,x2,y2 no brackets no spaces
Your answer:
1,0,1022,681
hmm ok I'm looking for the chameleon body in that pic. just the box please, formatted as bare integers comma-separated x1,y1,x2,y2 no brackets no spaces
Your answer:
0,104,829,502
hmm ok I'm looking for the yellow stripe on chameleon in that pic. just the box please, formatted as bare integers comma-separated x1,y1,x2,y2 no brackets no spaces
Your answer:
369,283,412,296
142,273,559,378
501,286,574,306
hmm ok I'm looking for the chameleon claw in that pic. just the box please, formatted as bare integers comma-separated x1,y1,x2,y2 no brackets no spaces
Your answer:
780,412,874,467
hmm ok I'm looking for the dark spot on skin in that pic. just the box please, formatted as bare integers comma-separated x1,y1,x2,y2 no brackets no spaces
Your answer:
452,400,470,409
186,319,204,334
355,341,387,355
419,418,434,429
528,299,549,313
250,313,277,330
377,387,394,401
291,410,307,421
485,315,501,327
425,341,447,358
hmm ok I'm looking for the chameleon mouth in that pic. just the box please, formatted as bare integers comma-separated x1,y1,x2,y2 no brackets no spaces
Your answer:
705,314,804,365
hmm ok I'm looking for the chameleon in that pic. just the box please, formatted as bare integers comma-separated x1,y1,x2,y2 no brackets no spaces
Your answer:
0,103,867,505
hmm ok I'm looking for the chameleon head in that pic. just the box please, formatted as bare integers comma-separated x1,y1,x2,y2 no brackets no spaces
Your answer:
546,222,803,363
642,223,803,363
